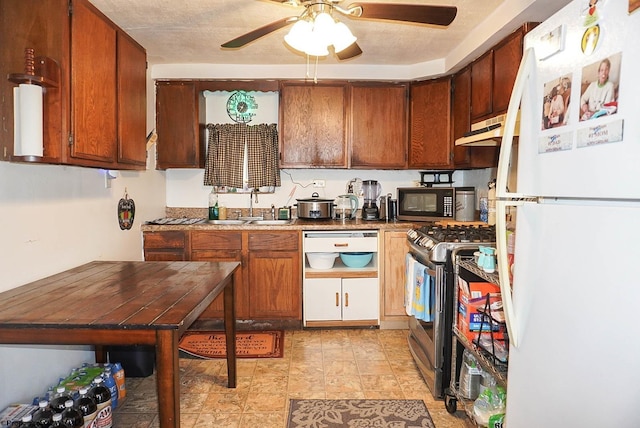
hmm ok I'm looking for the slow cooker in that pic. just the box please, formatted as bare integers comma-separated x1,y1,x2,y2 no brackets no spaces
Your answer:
295,192,334,219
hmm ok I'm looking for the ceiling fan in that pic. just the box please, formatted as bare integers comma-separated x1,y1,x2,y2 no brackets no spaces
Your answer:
221,1,457,60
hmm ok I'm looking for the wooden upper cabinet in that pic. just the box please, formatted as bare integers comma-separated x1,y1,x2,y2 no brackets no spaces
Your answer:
470,50,494,121
350,83,408,169
493,28,525,114
409,77,453,169
117,32,147,167
279,82,348,168
70,0,117,164
0,0,146,169
452,67,471,167
155,81,206,169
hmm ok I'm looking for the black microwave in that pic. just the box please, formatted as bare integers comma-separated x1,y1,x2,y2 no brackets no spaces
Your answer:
397,187,455,221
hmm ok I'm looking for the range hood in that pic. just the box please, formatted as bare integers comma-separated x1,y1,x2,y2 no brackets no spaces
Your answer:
455,112,520,147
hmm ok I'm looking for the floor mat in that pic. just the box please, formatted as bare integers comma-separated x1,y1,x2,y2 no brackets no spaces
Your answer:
287,399,436,428
179,330,284,358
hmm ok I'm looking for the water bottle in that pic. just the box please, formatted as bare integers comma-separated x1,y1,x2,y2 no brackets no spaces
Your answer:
32,400,53,428
101,368,118,410
50,387,73,414
50,413,70,428
74,387,97,428
111,362,126,402
61,400,83,428
89,377,112,428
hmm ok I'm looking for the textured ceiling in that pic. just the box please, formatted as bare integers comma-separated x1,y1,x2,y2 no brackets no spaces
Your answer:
89,0,571,68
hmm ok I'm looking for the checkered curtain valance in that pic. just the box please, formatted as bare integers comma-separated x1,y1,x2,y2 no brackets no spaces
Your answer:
204,123,280,189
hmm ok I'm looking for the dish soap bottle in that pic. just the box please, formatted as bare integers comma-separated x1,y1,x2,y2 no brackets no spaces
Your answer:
208,189,219,220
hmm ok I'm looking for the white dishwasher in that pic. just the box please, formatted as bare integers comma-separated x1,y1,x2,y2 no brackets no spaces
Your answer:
302,230,379,327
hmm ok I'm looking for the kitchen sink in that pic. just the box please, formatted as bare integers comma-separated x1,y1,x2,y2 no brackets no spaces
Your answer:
206,219,248,225
248,220,292,226
238,216,264,221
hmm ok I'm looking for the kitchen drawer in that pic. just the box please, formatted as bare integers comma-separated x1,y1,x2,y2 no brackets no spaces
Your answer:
248,231,299,251
143,231,186,249
191,231,242,250
304,231,378,253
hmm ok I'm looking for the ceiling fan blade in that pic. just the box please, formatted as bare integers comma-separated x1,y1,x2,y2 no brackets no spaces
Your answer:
347,3,457,26
221,17,298,48
336,42,363,60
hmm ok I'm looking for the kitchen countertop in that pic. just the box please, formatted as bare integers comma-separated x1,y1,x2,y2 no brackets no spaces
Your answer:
141,217,423,232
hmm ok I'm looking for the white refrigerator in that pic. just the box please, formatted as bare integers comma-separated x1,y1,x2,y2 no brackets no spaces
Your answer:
495,0,640,426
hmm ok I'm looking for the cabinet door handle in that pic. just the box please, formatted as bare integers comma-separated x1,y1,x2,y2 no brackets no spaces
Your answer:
335,292,339,307
344,292,349,307
334,243,349,247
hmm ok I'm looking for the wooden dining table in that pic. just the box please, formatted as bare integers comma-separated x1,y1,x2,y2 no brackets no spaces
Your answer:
0,260,240,428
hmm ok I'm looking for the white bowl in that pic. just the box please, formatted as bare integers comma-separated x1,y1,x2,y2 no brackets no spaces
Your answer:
307,252,339,269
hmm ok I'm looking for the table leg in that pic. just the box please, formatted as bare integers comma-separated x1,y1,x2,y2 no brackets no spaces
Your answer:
155,330,180,428
224,268,238,388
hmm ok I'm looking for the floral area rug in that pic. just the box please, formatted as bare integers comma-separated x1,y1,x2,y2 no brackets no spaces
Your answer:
287,399,436,428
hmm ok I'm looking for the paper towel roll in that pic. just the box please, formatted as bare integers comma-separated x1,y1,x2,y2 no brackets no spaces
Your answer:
13,83,44,157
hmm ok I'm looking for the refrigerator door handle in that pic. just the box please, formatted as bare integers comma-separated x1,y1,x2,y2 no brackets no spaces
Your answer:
496,47,537,200
496,199,520,347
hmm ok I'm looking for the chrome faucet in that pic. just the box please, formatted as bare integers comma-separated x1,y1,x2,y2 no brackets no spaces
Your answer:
249,189,258,217
271,204,276,220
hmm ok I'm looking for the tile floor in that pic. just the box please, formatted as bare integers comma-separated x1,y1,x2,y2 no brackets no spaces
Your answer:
113,329,473,427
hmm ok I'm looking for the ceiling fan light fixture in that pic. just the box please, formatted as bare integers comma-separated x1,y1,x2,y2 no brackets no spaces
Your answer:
303,30,330,56
312,12,335,39
332,22,357,53
284,19,313,52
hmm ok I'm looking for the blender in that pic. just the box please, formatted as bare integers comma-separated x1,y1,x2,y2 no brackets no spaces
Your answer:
361,180,382,220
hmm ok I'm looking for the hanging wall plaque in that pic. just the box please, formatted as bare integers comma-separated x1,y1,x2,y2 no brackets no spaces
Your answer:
118,189,135,230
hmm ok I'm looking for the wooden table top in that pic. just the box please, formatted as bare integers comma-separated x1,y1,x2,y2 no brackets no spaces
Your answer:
0,261,240,334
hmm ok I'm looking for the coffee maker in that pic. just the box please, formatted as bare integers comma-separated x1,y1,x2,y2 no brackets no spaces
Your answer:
361,180,382,220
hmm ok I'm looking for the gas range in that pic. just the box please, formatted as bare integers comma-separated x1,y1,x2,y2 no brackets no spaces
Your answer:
407,224,496,263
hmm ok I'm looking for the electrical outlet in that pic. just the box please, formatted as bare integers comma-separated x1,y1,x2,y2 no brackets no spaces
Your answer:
313,179,326,188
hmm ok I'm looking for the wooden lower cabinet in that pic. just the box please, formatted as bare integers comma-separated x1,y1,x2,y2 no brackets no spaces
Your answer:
248,231,301,319
150,229,302,322
381,230,410,325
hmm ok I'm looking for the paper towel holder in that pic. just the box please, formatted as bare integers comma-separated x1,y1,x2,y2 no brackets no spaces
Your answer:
7,48,60,160
8,48,59,88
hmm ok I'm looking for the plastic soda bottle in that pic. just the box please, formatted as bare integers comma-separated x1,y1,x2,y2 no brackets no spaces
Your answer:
111,362,126,402
61,400,83,428
88,377,112,428
50,386,73,414
50,413,70,428
74,387,97,428
101,368,118,410
19,414,38,428
32,400,53,427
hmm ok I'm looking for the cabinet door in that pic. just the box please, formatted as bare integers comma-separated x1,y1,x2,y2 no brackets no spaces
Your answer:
342,278,379,321
409,77,453,168
493,30,523,114
470,50,494,121
304,278,342,321
248,231,301,319
279,83,348,168
116,31,147,167
248,249,301,319
350,84,408,168
452,67,471,167
70,0,117,164
156,81,205,169
382,231,409,319
191,231,248,318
